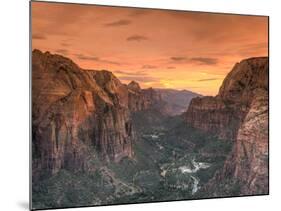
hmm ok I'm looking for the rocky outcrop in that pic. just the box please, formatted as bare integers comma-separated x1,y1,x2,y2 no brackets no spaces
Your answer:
32,50,134,177
186,57,268,140
127,81,166,113
186,57,269,195
127,81,146,112
233,90,268,194
185,96,243,140
128,82,200,116
204,90,268,196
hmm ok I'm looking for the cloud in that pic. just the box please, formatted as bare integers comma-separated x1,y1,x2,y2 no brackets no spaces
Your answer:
127,35,148,42
167,66,176,69
118,76,158,83
55,49,69,55
100,59,121,65
190,57,218,65
142,65,157,69
75,53,121,65
75,54,99,61
104,19,131,27
61,42,71,47
197,78,220,82
170,56,218,65
234,42,268,57
32,33,46,40
114,70,147,76
32,3,96,36
170,57,188,62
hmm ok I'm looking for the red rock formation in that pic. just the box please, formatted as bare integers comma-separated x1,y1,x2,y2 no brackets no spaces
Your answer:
127,81,146,112
234,90,268,194
186,57,268,140
185,96,243,140
32,50,134,176
128,81,201,116
204,90,268,196
186,57,269,195
127,81,166,113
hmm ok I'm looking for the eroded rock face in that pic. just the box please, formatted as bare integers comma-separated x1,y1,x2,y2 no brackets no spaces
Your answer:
127,82,166,113
32,50,134,177
127,81,201,116
218,58,268,104
233,90,268,194
127,81,146,112
205,90,268,196
185,57,269,195
186,57,268,140
185,96,244,140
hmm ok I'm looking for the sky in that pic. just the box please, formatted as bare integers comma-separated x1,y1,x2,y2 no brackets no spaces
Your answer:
31,2,268,96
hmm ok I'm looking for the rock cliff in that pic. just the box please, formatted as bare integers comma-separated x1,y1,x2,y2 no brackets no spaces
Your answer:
186,57,268,140
128,82,201,116
32,50,134,177
185,96,243,140
186,57,269,195
127,81,167,113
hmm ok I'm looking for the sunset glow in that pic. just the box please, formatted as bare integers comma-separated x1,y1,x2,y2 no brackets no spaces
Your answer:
32,2,268,95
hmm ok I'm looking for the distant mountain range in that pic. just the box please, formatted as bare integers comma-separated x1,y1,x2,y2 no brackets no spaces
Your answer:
155,88,202,115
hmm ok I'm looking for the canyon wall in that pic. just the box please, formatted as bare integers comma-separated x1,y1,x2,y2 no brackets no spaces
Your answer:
186,57,269,195
186,57,268,140
127,81,164,112
32,50,134,177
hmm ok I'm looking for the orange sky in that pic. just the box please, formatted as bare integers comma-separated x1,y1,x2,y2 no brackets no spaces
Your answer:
31,1,268,96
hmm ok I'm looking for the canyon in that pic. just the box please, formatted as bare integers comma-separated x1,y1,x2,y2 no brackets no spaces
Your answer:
32,50,268,209
32,49,200,178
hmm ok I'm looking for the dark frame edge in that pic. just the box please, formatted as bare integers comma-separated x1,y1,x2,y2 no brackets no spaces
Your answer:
267,15,270,196
29,1,33,210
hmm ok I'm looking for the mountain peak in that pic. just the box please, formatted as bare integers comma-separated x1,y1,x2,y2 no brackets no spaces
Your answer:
128,80,141,92
218,57,268,102
32,48,43,54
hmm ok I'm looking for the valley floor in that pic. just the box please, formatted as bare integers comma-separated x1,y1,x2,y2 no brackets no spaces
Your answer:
32,111,233,209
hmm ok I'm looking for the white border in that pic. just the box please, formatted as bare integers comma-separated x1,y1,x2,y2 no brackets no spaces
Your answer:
0,0,280,211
